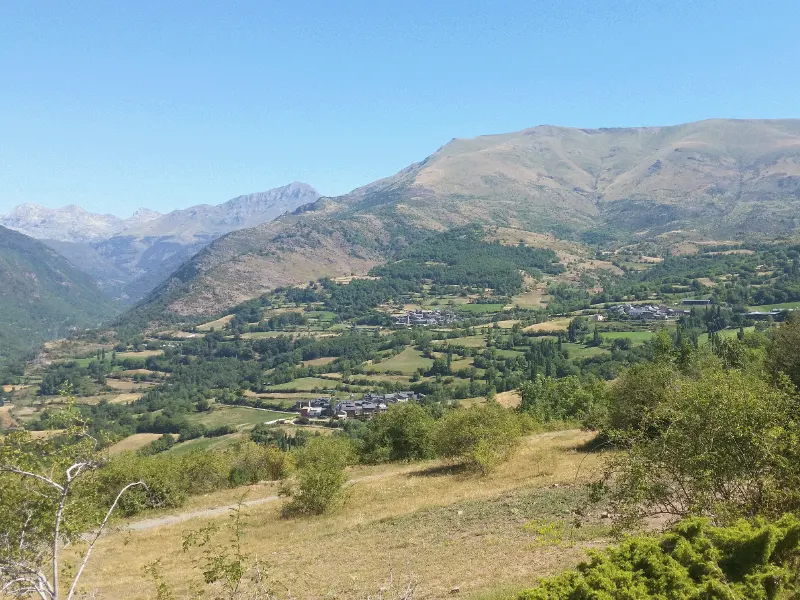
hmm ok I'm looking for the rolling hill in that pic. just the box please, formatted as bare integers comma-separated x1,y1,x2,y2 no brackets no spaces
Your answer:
0,226,118,373
121,119,800,320
1,183,320,302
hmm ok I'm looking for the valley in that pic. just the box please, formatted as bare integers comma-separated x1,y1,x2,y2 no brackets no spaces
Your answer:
2,120,800,600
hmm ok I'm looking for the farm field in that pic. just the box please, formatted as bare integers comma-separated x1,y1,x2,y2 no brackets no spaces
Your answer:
108,433,163,456
436,335,487,348
189,406,292,428
563,343,609,360
165,434,245,455
265,377,338,392
748,301,800,311
196,314,235,331
599,330,655,344
456,303,507,314
79,430,609,600
370,347,433,374
301,356,337,367
524,318,571,333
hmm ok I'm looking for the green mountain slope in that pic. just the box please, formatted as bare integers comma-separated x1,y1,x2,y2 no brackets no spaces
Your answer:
126,118,800,320
0,226,119,371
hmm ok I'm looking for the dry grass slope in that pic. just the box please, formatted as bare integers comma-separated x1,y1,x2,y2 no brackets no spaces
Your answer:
77,430,607,599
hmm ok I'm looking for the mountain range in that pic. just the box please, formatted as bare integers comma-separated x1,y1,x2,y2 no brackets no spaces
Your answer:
127,118,800,320
0,182,320,302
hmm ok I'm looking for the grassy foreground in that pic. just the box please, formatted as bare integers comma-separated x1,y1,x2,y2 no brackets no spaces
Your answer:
77,430,608,599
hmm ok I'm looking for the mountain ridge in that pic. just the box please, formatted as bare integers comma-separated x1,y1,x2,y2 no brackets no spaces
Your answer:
124,118,800,321
1,182,320,303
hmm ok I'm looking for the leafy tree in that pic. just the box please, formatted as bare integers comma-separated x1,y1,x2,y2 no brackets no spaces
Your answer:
433,403,523,475
768,311,800,390
520,375,606,424
281,436,354,517
359,402,435,463
606,366,800,526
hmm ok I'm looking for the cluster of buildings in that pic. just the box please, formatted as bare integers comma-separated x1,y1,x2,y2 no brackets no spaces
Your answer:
746,308,796,320
294,391,424,420
609,304,689,321
393,309,458,327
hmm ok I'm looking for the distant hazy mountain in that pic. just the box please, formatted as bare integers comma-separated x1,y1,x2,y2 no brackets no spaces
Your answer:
1,182,320,302
0,225,118,370
0,204,160,243
125,119,800,320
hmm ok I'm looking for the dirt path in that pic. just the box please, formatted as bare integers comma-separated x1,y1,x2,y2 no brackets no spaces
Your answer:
125,466,421,532
124,430,580,532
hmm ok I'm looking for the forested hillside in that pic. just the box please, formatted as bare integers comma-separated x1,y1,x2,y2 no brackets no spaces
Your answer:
0,226,118,375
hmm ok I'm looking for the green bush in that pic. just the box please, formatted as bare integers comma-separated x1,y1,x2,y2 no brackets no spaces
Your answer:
228,441,294,486
433,403,523,474
606,365,800,526
359,402,436,463
519,374,606,424
281,436,354,517
517,515,800,599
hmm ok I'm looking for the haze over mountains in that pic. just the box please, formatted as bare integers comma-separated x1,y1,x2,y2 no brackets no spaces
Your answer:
0,182,320,302
128,118,800,319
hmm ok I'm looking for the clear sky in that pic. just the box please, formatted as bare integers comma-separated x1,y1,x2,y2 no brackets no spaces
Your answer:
2,0,799,216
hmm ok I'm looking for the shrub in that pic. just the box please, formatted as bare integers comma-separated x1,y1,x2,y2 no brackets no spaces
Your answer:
519,374,606,424
606,366,800,526
517,515,800,599
768,311,800,391
433,403,523,475
281,436,354,517
228,441,294,486
359,402,435,463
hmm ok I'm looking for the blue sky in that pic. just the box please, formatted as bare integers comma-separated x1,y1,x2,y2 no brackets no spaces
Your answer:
2,0,799,216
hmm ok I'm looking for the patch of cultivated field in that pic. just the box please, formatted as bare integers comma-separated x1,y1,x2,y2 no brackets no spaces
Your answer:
301,356,337,367
449,357,475,371
80,430,609,599
748,301,800,311
196,314,235,331
457,303,507,314
189,406,292,428
0,405,17,428
495,319,521,328
437,335,487,348
105,379,149,391
265,377,337,391
166,434,245,455
524,318,571,333
512,287,550,308
600,330,655,344
370,347,433,374
563,343,609,360
116,350,164,360
109,393,142,404
108,433,164,456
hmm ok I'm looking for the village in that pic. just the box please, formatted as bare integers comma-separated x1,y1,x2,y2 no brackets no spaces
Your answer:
293,391,424,420
393,309,459,327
